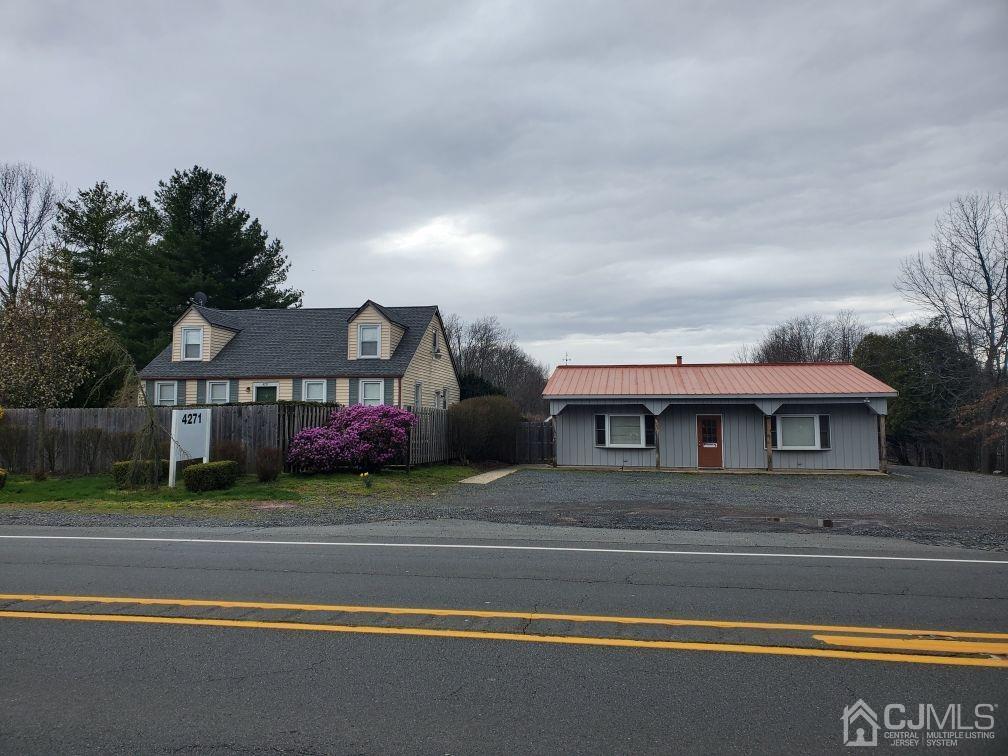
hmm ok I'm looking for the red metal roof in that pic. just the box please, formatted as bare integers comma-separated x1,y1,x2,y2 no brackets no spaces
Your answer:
543,363,897,398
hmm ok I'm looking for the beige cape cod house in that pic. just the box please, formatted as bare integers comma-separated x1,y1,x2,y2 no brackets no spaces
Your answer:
138,298,460,409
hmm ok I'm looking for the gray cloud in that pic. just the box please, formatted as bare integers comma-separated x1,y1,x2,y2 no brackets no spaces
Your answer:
3,0,1006,365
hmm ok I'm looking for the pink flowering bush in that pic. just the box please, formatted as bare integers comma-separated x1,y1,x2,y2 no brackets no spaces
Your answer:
287,405,415,473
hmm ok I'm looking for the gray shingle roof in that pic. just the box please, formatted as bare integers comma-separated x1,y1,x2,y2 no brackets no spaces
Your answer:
139,305,440,379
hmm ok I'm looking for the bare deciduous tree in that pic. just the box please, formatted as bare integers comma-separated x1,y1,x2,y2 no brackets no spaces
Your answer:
0,163,62,308
898,192,1008,471
443,314,549,415
737,311,866,363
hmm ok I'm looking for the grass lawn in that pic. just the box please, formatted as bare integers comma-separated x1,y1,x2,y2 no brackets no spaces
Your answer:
0,465,476,517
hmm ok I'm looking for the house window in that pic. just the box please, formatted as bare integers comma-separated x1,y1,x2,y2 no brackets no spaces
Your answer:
303,379,326,403
594,414,656,448
155,381,177,406
440,387,448,409
358,324,380,358
432,329,440,355
181,327,203,360
413,382,422,409
771,415,831,450
360,379,383,406
207,381,229,404
254,383,279,403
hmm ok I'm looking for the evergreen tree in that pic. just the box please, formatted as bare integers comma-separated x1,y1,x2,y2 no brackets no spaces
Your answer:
853,323,977,466
54,181,141,325
112,166,302,365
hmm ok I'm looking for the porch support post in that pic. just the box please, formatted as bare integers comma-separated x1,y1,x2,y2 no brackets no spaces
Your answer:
654,414,661,469
878,415,887,473
764,414,774,472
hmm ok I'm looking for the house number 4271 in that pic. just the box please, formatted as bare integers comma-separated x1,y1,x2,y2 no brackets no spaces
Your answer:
181,413,202,425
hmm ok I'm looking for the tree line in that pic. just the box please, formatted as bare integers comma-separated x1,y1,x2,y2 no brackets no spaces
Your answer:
0,161,549,423
443,314,549,416
0,161,303,407
740,192,1007,474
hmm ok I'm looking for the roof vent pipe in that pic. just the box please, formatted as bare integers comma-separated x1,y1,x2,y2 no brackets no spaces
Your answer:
676,355,683,365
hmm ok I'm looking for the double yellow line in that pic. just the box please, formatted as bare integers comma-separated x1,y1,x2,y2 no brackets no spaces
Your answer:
1,593,1006,668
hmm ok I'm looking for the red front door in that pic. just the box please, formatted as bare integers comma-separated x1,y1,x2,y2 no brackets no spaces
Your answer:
697,415,723,468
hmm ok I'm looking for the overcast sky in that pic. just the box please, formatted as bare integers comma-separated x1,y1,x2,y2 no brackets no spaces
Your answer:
3,1,1006,366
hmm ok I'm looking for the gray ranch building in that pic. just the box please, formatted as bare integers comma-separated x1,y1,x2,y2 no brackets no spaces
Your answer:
543,361,897,472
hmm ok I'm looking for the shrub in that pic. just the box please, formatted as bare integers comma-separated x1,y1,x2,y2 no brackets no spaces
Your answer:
287,405,415,473
449,395,522,463
77,427,107,474
255,447,282,482
112,459,169,489
459,372,505,401
0,468,7,489
0,423,33,471
212,439,247,474
182,460,239,492
104,431,138,465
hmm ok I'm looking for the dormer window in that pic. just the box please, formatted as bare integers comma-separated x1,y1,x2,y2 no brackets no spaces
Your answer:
358,324,380,358
181,327,203,360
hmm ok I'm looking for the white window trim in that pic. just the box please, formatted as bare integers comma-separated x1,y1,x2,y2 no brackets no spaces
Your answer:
773,414,825,451
302,379,327,403
181,326,204,361
357,323,381,359
154,381,177,406
207,380,230,404
253,382,280,402
600,414,647,449
359,379,384,406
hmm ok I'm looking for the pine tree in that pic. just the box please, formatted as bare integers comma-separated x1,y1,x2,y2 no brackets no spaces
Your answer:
111,166,302,365
55,181,141,325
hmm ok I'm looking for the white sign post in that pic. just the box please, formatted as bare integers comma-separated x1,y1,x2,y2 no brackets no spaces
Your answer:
168,408,212,487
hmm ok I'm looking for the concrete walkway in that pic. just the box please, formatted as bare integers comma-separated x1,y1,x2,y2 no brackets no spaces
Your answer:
460,467,518,484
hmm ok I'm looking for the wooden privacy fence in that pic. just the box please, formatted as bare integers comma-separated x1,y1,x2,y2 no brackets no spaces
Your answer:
0,404,328,475
404,408,452,467
0,407,175,475
514,420,554,464
0,404,460,474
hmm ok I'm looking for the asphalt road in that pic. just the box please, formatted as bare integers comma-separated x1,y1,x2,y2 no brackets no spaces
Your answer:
0,522,1005,754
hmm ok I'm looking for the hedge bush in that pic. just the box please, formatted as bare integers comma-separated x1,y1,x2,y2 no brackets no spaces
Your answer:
255,447,282,482
112,459,169,489
182,460,239,492
212,439,247,474
448,395,522,463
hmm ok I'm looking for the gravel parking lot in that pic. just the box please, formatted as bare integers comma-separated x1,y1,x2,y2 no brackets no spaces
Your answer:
432,465,1008,550
2,465,1005,551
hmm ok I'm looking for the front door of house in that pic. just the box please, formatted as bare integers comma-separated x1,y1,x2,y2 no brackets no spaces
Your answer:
696,415,723,468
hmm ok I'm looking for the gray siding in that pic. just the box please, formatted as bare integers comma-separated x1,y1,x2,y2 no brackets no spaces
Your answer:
554,405,657,468
555,401,880,471
658,404,766,469
771,403,879,470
